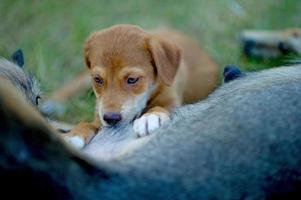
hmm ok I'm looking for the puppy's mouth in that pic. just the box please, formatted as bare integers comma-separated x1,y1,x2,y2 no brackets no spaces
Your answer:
102,119,132,130
101,114,135,127
100,97,149,127
129,106,148,124
102,122,119,127
109,115,138,126
101,111,143,128
131,113,141,123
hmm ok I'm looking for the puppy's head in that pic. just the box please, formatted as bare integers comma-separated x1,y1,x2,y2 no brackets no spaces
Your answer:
84,25,181,126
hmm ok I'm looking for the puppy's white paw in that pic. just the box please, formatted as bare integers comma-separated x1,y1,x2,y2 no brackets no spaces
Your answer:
133,112,170,137
63,135,85,149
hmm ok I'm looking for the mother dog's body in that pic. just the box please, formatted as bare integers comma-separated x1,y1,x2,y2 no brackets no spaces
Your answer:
0,64,301,199
103,65,301,199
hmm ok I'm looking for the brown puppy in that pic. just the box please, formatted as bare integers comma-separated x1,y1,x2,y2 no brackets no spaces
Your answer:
64,24,218,148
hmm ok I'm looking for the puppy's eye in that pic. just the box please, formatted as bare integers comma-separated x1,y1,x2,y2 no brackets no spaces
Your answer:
94,77,103,85
35,96,41,106
127,77,139,85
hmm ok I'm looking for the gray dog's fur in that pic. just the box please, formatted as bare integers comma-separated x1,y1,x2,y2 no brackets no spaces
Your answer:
0,64,301,199
0,53,73,132
0,58,40,106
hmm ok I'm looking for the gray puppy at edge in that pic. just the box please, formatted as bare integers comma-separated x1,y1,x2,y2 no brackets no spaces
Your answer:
0,50,40,106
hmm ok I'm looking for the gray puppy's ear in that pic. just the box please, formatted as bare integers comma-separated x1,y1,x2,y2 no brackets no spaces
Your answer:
11,49,24,68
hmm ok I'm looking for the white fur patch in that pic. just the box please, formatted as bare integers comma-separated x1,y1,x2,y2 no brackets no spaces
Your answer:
121,84,156,123
133,112,170,137
97,100,107,125
64,135,85,149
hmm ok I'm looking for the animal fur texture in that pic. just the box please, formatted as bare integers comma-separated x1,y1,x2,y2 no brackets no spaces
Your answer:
0,64,301,199
0,56,40,106
65,24,219,147
0,51,73,133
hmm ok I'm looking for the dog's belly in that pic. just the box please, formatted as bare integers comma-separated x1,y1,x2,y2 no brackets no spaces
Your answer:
83,124,152,161
83,125,134,160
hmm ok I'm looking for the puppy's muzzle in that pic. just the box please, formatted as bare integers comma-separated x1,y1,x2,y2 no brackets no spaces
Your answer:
103,112,122,126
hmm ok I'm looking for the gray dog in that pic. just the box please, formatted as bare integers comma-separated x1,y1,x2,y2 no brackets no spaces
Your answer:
0,63,301,199
0,50,73,132
0,49,40,106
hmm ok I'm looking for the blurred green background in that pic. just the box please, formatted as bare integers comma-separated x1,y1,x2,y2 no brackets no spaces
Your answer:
1,0,301,123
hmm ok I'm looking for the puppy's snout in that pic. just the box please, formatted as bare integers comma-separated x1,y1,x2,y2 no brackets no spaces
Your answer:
103,112,122,126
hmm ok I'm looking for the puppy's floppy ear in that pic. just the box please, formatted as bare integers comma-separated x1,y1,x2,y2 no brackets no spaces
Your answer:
146,36,181,86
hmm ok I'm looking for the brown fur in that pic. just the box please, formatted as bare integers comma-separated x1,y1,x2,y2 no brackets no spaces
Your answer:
65,24,219,145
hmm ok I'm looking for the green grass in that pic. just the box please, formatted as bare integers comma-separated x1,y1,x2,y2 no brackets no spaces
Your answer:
1,0,301,123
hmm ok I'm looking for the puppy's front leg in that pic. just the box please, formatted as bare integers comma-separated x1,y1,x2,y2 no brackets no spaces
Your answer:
133,106,170,137
63,118,100,149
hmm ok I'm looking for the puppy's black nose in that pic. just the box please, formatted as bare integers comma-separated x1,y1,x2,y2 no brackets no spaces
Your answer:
103,112,122,126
